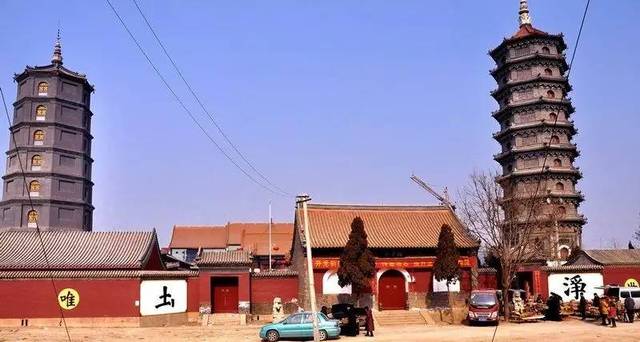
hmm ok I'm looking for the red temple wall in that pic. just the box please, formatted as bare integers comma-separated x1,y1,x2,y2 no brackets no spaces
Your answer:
408,269,432,292
251,276,298,304
603,266,640,286
0,279,140,318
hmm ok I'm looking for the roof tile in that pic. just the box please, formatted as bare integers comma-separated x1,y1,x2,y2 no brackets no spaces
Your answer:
196,250,251,267
169,225,227,249
0,269,198,279
298,204,479,249
581,249,640,266
169,223,294,257
0,231,156,270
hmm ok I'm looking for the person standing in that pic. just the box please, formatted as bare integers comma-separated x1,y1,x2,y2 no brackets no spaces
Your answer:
344,307,358,336
624,295,635,323
364,306,375,337
593,294,600,310
578,294,587,320
600,296,609,326
616,297,625,322
608,297,618,327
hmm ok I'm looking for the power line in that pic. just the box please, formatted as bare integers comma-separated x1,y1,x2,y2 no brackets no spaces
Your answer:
567,0,591,78
131,0,291,197
503,0,592,240
105,0,287,196
0,87,72,342
524,0,591,223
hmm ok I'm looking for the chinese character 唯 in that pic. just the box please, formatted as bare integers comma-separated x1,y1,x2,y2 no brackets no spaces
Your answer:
562,275,586,299
60,290,76,308
155,285,175,309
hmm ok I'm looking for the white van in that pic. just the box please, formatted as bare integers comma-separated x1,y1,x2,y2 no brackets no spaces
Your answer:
604,286,640,310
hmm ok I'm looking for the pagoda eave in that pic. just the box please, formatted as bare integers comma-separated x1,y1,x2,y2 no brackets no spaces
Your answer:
492,98,575,119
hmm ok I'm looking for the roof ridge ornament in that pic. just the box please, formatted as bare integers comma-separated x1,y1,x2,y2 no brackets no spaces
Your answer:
519,0,532,26
52,29,63,66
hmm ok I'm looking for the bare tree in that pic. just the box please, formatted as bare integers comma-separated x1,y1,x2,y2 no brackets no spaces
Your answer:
457,170,552,320
634,212,640,244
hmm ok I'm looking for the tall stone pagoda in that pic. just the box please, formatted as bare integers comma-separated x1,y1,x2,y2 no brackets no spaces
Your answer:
0,33,94,231
489,0,585,260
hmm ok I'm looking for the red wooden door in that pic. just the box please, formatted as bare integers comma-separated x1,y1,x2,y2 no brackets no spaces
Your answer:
378,270,406,310
211,277,239,313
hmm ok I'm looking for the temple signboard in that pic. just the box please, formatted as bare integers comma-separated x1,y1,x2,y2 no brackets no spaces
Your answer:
312,256,472,270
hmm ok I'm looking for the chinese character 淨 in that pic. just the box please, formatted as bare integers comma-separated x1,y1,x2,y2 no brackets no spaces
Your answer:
155,285,175,309
562,275,587,299
60,290,76,308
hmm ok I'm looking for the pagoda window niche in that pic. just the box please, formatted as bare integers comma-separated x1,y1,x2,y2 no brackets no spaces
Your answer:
548,112,558,122
541,46,551,54
546,90,556,99
27,210,38,228
557,206,567,216
31,155,42,171
37,82,48,96
29,180,41,197
544,68,553,76
549,135,560,145
555,182,565,192
33,130,45,146
553,158,562,167
35,105,47,121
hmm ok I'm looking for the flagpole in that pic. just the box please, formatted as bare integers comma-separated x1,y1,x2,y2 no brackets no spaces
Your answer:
269,201,272,271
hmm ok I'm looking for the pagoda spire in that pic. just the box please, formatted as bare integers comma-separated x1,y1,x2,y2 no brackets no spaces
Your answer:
51,29,63,66
519,0,532,26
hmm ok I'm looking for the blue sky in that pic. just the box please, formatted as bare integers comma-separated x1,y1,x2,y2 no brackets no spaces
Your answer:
0,1,638,248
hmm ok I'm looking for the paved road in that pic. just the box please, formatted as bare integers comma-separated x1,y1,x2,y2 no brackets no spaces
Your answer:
0,317,638,341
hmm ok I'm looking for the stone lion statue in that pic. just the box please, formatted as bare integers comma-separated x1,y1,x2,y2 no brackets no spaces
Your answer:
272,297,285,322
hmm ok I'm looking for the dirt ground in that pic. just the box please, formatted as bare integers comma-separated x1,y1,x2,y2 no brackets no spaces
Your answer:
0,317,638,342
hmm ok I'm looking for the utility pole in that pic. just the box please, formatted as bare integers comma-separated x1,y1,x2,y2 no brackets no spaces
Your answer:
269,201,272,271
297,194,320,342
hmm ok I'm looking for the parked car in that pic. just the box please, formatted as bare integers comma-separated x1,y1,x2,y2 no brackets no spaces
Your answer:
259,312,340,341
329,303,366,327
604,286,640,310
467,289,500,326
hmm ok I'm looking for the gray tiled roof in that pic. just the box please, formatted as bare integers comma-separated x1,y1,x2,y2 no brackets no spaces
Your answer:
251,269,298,277
0,231,157,270
542,264,605,272
196,250,251,267
581,249,640,266
0,269,198,279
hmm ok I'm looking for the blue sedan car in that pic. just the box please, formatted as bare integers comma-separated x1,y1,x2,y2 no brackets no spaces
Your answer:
259,312,340,341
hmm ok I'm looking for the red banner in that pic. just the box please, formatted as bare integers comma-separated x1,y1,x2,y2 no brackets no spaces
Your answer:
312,256,471,270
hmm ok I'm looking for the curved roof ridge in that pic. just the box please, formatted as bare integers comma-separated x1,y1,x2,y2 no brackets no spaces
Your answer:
308,203,449,211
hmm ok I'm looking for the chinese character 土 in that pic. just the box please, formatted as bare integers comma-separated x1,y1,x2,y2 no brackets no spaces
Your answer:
155,285,175,309
60,290,76,308
562,275,587,300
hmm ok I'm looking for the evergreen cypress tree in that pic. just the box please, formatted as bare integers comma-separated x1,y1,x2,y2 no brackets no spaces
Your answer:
434,224,460,295
337,217,376,301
